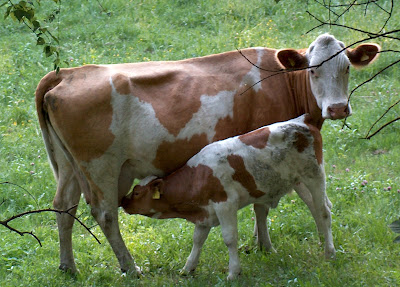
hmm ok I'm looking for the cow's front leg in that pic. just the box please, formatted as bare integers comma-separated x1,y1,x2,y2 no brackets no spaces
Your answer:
303,176,335,260
253,204,275,252
181,224,211,275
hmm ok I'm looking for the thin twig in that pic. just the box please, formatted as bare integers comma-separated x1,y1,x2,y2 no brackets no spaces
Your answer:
0,181,39,208
364,98,400,139
0,205,101,246
364,117,400,140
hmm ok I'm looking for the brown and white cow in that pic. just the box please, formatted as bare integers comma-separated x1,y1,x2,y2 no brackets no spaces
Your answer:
35,34,379,275
121,114,334,280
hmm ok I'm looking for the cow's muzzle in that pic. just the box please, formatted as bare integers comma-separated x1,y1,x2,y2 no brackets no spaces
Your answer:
327,103,352,120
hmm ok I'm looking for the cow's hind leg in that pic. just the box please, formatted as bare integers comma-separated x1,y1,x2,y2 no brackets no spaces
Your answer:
182,224,211,275
53,167,81,273
90,191,140,276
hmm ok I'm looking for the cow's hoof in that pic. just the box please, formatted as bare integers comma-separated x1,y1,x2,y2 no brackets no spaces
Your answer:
59,263,78,275
121,265,142,278
180,268,195,277
226,271,241,281
325,249,336,261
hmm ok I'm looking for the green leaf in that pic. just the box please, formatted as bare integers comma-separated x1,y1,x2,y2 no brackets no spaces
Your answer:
32,20,40,31
36,37,45,45
394,236,400,243
4,5,12,19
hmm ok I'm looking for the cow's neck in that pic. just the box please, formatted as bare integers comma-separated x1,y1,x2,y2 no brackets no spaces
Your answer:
286,70,324,130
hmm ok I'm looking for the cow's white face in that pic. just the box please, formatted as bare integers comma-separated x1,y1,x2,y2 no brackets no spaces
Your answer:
307,34,351,119
277,33,380,120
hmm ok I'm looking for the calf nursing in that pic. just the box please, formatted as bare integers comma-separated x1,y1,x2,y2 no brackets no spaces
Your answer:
122,114,334,280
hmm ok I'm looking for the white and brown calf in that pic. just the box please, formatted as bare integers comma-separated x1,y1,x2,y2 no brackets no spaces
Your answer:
121,114,334,280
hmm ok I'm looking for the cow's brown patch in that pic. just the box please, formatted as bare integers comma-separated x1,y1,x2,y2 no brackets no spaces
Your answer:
239,127,270,149
227,154,265,198
294,131,309,153
112,73,131,95
45,66,115,163
153,133,209,173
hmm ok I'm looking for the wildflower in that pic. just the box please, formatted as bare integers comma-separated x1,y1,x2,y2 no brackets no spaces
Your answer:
387,186,392,191
345,168,350,172
361,180,368,186
332,165,336,168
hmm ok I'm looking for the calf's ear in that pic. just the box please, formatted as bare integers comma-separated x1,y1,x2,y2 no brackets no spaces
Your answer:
149,179,165,195
276,49,309,70
347,43,380,68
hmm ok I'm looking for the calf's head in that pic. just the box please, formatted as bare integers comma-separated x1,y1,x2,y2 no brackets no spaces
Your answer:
277,33,380,120
121,179,168,216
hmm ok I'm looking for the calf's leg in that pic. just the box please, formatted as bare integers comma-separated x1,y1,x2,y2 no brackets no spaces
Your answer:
182,224,211,274
303,176,335,260
253,204,275,252
216,205,241,280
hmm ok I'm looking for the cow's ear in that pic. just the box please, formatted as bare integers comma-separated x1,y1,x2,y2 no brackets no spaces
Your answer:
276,49,308,70
347,43,380,68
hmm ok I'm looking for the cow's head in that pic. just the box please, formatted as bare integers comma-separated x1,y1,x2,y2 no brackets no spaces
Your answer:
277,34,380,120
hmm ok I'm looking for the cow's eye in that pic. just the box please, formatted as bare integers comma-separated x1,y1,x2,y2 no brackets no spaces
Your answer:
309,69,318,78
345,66,350,74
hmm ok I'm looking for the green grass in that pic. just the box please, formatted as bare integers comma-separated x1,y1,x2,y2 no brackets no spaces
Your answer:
1,0,400,286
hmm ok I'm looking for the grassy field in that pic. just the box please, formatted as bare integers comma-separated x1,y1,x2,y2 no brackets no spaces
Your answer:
1,0,400,286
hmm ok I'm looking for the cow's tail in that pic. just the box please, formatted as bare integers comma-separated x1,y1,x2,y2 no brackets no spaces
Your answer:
35,71,63,179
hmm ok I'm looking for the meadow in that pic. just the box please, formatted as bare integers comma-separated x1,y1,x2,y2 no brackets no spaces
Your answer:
1,0,399,286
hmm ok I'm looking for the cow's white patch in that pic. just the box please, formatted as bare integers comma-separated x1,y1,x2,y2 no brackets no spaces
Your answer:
240,48,264,92
80,78,175,182
178,91,235,142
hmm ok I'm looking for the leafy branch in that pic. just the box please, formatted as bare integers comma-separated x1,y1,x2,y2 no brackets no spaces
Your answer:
2,0,64,71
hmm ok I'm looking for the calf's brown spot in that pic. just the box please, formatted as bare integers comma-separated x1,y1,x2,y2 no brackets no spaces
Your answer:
294,131,309,153
239,127,270,149
227,154,265,198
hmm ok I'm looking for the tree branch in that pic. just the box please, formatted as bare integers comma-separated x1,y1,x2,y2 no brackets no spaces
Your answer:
363,117,400,140
1,205,101,246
